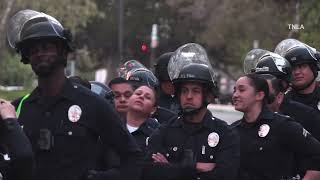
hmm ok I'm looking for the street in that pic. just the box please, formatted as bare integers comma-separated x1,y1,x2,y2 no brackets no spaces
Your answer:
208,104,243,125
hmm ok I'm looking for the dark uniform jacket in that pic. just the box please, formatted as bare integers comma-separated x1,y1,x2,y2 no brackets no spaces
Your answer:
0,118,33,180
13,79,142,180
232,106,320,180
130,118,159,153
279,96,320,140
152,106,177,124
143,110,240,180
286,86,320,111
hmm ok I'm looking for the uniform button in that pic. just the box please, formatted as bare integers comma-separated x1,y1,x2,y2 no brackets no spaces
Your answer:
74,85,78,88
166,153,169,157
197,177,201,180
210,155,213,159
173,147,178,151
259,147,263,151
68,131,73,136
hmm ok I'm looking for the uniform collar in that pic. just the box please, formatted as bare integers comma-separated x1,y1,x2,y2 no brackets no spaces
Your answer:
171,110,214,129
132,118,158,136
25,79,77,103
239,105,274,127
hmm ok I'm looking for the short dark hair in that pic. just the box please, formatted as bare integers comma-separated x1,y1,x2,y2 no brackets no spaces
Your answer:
108,77,133,89
244,73,270,104
259,74,283,94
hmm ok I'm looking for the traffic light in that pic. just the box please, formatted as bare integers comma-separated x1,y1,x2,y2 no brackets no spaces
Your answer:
140,43,149,53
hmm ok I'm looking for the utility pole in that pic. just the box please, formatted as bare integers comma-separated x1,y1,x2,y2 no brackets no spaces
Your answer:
150,24,158,70
118,0,124,65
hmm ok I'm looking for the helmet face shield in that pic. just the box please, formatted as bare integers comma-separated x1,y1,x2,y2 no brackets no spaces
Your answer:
274,38,319,69
118,60,147,78
168,43,216,84
127,68,159,88
243,49,269,74
255,52,292,82
274,39,303,57
7,9,65,50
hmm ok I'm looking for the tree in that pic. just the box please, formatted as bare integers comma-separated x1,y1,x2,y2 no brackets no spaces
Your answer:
299,0,320,49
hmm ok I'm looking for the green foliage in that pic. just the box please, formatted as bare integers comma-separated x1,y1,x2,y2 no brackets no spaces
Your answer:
0,88,32,101
0,51,35,87
299,0,320,48
15,0,103,33
1,0,319,83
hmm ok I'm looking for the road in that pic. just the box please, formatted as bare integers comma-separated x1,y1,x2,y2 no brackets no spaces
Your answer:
208,104,243,125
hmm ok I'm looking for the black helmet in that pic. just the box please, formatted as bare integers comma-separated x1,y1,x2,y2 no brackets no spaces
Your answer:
90,81,114,102
284,45,319,69
168,43,218,95
255,52,292,83
168,43,217,114
173,63,218,95
7,10,73,64
274,39,319,70
154,52,173,81
127,68,158,88
118,60,147,78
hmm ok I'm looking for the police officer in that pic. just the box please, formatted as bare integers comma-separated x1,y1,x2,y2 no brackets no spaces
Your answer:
253,52,320,140
275,39,320,111
126,67,178,124
154,52,180,113
126,85,160,152
143,43,240,180
109,77,134,120
232,73,320,180
0,99,33,180
89,83,160,180
7,10,142,180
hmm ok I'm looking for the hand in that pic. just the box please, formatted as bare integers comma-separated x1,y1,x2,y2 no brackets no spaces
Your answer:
0,99,17,119
196,162,216,173
152,152,169,163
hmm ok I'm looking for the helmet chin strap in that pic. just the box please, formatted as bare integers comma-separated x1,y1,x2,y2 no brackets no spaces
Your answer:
181,98,208,116
292,76,316,91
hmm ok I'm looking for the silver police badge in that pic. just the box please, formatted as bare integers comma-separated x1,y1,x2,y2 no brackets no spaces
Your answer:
258,124,270,137
208,132,219,147
68,105,82,122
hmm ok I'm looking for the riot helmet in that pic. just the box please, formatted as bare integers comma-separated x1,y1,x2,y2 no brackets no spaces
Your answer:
275,39,320,90
154,52,173,81
126,68,159,89
118,60,147,78
7,9,73,64
275,39,319,70
168,43,217,114
243,49,270,74
254,52,292,83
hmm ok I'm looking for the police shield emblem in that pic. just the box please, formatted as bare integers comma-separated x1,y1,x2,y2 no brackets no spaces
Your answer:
68,105,82,122
258,124,270,137
208,132,219,147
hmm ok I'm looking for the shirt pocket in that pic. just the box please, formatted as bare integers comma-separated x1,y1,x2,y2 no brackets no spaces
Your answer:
198,145,217,163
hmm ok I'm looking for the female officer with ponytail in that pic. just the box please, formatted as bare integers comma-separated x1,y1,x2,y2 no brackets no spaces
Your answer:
232,73,320,180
